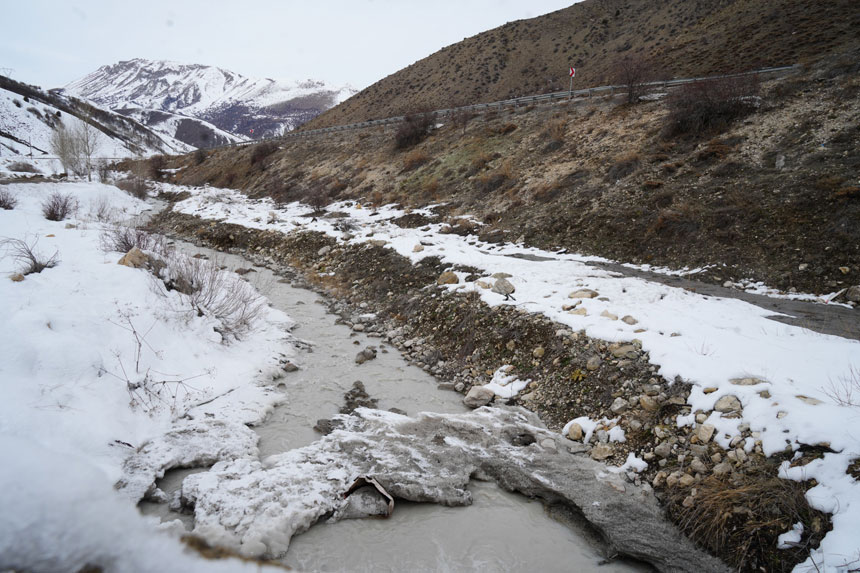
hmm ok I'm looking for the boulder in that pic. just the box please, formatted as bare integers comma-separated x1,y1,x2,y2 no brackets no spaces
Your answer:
463,386,495,408
118,247,150,269
437,271,459,285
714,395,742,414
492,277,516,298
569,288,599,299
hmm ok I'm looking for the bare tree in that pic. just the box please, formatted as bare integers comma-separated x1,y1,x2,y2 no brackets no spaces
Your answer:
49,115,103,180
50,123,82,175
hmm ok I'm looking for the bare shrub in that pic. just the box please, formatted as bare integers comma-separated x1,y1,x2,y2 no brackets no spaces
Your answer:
305,184,330,215
100,225,163,254
193,148,208,165
450,108,475,135
616,55,655,104
148,155,166,180
395,111,436,150
8,161,40,174
41,191,77,221
96,159,111,183
1,237,59,275
154,253,266,340
250,141,278,165
0,189,17,210
115,177,149,200
664,74,760,138
89,195,116,222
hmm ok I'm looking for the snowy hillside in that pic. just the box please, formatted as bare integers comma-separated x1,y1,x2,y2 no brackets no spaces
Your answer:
0,76,194,173
66,59,357,140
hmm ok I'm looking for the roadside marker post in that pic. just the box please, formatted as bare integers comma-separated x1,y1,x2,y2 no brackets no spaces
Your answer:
569,67,576,99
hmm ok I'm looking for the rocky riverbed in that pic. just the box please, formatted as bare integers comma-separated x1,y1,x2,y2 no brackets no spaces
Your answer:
147,204,832,571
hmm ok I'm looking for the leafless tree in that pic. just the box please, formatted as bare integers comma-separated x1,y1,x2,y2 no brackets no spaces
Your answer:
49,114,103,180
616,55,654,104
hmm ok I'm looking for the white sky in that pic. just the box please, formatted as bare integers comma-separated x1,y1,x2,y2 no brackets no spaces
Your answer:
1,1,575,89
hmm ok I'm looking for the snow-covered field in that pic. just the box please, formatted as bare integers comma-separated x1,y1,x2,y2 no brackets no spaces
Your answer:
165,182,860,572
0,182,294,572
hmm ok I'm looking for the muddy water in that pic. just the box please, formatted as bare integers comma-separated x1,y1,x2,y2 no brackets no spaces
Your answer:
141,239,644,572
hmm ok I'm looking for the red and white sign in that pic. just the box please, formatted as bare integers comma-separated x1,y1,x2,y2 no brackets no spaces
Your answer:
569,67,576,77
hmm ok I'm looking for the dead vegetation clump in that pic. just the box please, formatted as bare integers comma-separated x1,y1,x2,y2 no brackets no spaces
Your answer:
115,178,149,200
663,74,760,138
250,141,278,166
41,191,77,221
0,189,17,210
607,152,641,181
394,111,436,150
100,226,163,254
402,149,430,171
669,474,829,572
8,161,40,174
1,237,59,275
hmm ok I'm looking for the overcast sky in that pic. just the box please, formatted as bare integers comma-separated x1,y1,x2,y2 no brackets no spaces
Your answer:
2,1,575,90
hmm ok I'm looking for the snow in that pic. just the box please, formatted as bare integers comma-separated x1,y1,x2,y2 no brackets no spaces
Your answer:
0,182,296,572
483,365,530,398
161,182,860,571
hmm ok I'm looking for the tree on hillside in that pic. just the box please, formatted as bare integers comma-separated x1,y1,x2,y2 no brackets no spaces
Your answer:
76,116,103,181
616,55,655,104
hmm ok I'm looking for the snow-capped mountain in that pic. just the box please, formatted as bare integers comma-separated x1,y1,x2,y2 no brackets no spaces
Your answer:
65,59,356,145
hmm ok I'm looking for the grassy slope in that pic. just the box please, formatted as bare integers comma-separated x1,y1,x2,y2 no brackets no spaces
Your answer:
305,0,860,128
165,49,859,296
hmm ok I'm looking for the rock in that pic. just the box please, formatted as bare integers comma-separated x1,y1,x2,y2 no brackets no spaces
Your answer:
412,244,424,253
532,346,545,358
117,247,150,269
492,272,512,279
282,361,299,373
567,423,584,441
475,280,491,289
569,308,588,316
795,395,823,405
437,271,459,285
590,444,614,461
621,315,638,325
798,263,809,271
10,273,25,282
352,323,365,332
463,386,495,408
846,285,860,303
600,310,618,320
317,246,331,256
712,462,733,476
839,267,850,275
586,355,602,371
569,288,599,299
610,397,629,414
354,347,377,364
611,345,637,359
697,424,715,443
690,458,707,474
722,281,733,288
505,340,516,351
368,239,387,247
654,443,672,458
678,474,696,488
714,395,742,414
492,277,516,298
639,395,659,412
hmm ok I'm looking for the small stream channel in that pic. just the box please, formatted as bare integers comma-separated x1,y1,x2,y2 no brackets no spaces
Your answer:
137,230,646,571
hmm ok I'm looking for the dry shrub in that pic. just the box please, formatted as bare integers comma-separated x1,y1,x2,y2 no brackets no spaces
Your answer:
100,226,163,254
395,111,436,150
487,122,518,136
607,153,641,180
832,186,860,200
474,161,513,195
250,141,278,165
664,74,760,138
41,191,77,221
532,180,563,203
148,155,166,180
403,149,430,171
8,161,40,174
154,252,265,340
450,108,475,135
642,179,664,189
115,177,149,200
648,204,699,238
193,148,208,166
0,189,17,210
670,474,829,571
1,237,59,275
468,152,493,176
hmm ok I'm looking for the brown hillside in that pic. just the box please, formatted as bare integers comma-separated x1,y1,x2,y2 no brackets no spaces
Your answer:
306,0,860,128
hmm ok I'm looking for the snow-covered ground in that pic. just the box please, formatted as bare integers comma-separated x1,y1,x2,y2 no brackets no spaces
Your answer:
164,182,860,572
0,182,295,572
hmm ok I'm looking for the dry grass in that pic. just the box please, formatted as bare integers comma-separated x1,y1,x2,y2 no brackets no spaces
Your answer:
607,152,641,181
402,149,430,171
670,474,829,571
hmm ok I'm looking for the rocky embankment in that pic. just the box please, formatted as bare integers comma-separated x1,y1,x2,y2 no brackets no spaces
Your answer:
147,206,829,571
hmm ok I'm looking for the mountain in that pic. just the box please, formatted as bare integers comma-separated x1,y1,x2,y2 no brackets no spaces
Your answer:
65,59,357,146
0,74,193,162
307,0,860,127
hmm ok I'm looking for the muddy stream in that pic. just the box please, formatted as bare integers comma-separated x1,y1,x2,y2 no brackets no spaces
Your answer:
138,238,646,572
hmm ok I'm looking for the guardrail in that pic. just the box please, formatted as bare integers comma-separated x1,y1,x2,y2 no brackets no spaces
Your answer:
211,64,798,150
